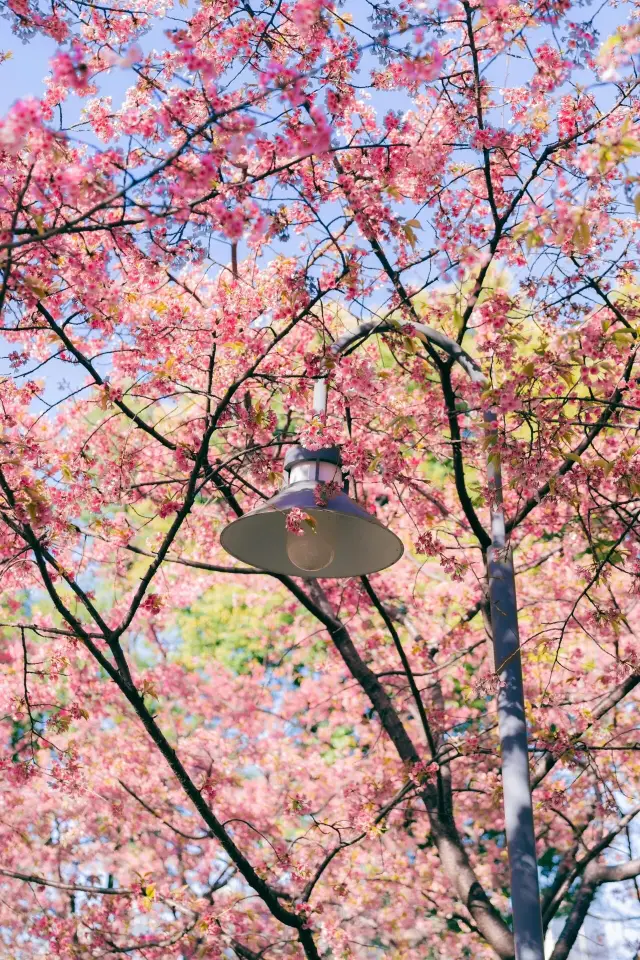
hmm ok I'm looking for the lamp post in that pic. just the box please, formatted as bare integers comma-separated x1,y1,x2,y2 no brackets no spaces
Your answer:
221,322,545,960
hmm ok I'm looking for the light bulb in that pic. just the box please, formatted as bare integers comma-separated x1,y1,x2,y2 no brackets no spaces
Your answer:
286,522,335,572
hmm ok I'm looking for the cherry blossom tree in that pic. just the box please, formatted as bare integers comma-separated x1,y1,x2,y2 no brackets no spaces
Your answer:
0,0,639,957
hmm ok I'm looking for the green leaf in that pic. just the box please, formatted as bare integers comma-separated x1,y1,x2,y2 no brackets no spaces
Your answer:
402,224,419,249
620,137,640,155
572,220,591,253
610,329,636,346
524,230,543,250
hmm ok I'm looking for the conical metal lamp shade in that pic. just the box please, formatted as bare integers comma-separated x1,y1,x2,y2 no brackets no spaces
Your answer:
220,480,404,578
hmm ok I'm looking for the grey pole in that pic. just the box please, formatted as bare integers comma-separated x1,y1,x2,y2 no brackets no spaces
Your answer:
485,410,545,960
329,321,545,960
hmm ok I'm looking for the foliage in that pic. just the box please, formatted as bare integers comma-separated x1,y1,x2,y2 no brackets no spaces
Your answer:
0,1,639,959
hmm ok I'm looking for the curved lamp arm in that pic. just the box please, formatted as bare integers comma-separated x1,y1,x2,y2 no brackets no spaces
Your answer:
331,318,486,384
327,319,505,546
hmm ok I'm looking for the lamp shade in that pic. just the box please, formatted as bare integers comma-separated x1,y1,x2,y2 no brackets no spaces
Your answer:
220,471,404,579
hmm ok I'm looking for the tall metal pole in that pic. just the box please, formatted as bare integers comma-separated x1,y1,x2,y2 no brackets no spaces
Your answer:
485,410,545,960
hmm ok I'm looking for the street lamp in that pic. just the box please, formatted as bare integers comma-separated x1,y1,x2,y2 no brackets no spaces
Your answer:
221,443,404,577
220,329,544,960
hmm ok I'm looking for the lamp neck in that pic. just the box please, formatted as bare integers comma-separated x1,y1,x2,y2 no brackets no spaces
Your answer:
283,443,344,488
288,461,342,485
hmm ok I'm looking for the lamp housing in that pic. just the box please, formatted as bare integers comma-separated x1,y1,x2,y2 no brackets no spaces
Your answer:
220,445,403,578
